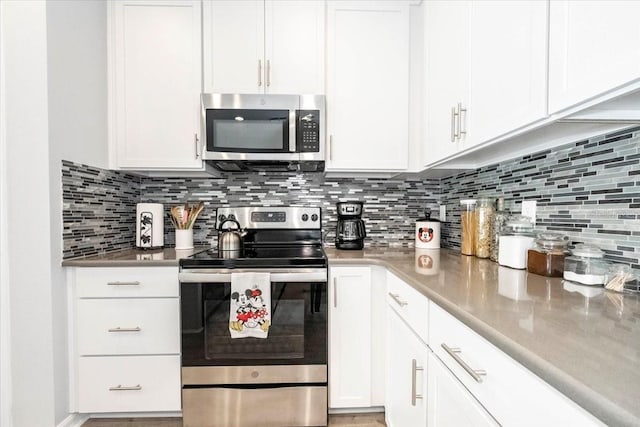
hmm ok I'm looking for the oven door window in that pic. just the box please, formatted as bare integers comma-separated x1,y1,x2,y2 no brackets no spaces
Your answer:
181,281,326,366
206,109,290,153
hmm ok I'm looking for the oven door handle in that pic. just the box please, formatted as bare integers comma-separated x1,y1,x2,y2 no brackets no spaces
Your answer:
179,268,327,283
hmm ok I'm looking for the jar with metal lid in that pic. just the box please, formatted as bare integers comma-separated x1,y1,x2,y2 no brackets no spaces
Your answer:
498,215,535,269
460,199,477,256
527,232,569,277
563,244,610,286
474,198,495,259
490,197,509,262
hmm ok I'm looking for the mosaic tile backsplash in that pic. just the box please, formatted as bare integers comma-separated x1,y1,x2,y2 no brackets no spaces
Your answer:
62,126,639,269
62,160,141,258
441,126,640,269
62,162,440,258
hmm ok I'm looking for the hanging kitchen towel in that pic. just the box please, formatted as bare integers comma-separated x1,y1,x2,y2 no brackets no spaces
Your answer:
229,272,271,339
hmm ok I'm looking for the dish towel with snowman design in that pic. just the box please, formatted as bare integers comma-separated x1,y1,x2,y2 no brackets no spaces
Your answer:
229,272,271,339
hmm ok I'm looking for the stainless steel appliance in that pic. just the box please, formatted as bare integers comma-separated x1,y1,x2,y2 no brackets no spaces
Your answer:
335,201,366,250
179,207,327,427
201,94,325,172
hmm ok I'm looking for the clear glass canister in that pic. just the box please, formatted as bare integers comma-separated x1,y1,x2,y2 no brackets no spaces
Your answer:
490,197,508,262
498,215,535,269
474,198,495,259
460,199,477,256
526,232,569,277
563,244,610,286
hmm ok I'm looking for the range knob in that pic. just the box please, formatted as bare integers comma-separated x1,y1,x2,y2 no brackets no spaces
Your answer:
311,214,319,222
218,214,226,222
301,214,309,221
228,214,235,220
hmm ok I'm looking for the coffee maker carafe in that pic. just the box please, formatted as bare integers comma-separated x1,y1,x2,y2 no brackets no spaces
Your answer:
335,201,366,250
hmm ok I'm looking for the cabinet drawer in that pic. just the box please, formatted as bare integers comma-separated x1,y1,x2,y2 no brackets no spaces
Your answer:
386,271,428,344
77,298,180,355
78,355,181,413
429,302,602,426
74,267,178,298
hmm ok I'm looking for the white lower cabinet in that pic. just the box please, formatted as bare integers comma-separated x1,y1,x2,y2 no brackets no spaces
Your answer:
427,352,497,427
70,267,181,413
329,265,385,409
385,308,428,427
429,302,603,427
78,355,181,413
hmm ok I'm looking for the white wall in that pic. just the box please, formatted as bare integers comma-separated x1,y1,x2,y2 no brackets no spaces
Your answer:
1,1,108,425
0,2,12,425
46,1,107,422
2,1,56,425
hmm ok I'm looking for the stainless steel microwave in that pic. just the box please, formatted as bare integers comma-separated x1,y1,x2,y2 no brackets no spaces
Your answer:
201,94,325,172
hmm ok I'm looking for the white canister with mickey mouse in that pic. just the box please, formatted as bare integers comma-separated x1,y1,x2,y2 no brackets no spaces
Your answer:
415,209,441,249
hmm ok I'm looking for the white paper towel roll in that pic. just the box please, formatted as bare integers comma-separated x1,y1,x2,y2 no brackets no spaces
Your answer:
136,203,164,248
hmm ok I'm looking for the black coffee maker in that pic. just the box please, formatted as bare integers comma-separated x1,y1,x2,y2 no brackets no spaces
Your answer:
335,201,366,250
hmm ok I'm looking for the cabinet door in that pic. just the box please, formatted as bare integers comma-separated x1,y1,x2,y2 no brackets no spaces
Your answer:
328,266,372,408
265,1,325,94
467,1,547,145
112,1,202,169
203,0,264,94
428,352,498,427
326,1,409,171
548,1,640,113
386,309,427,427
422,1,469,167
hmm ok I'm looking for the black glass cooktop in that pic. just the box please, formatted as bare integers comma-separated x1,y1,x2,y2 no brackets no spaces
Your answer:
180,244,328,269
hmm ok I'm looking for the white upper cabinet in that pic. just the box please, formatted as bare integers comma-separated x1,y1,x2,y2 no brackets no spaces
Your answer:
110,1,203,170
265,1,325,94
326,1,410,172
204,0,325,94
467,1,547,144
548,1,640,114
422,1,547,167
422,0,469,167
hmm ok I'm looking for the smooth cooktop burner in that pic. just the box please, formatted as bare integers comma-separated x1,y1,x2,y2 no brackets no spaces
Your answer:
180,245,328,269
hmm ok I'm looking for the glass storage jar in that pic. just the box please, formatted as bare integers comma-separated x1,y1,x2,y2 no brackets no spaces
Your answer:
474,198,495,259
498,215,535,269
527,232,569,277
460,199,477,256
490,197,509,262
563,244,609,286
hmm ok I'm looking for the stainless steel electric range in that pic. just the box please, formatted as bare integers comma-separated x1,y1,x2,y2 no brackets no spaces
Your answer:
178,206,328,427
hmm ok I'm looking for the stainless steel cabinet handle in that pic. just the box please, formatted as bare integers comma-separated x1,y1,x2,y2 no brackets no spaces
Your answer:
108,327,141,333
453,105,460,141
333,278,337,308
451,106,457,142
266,59,271,87
458,102,467,138
329,135,334,160
107,281,140,286
194,133,200,159
109,384,142,391
388,292,408,307
258,59,262,87
411,359,424,406
441,343,486,383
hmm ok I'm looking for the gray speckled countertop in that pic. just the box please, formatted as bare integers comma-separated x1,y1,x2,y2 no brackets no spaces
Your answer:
61,246,211,267
326,247,640,427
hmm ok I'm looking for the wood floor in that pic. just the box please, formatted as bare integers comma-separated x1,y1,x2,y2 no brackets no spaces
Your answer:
82,413,386,427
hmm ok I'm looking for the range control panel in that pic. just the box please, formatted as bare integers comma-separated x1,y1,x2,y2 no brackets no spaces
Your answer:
217,207,321,230
296,110,320,153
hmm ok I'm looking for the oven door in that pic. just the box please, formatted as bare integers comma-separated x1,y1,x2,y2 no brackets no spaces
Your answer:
180,268,327,370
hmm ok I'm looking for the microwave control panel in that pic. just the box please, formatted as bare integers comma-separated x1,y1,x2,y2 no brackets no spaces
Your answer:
296,110,320,153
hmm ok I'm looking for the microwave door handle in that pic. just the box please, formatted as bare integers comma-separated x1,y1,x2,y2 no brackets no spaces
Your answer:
289,109,297,153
